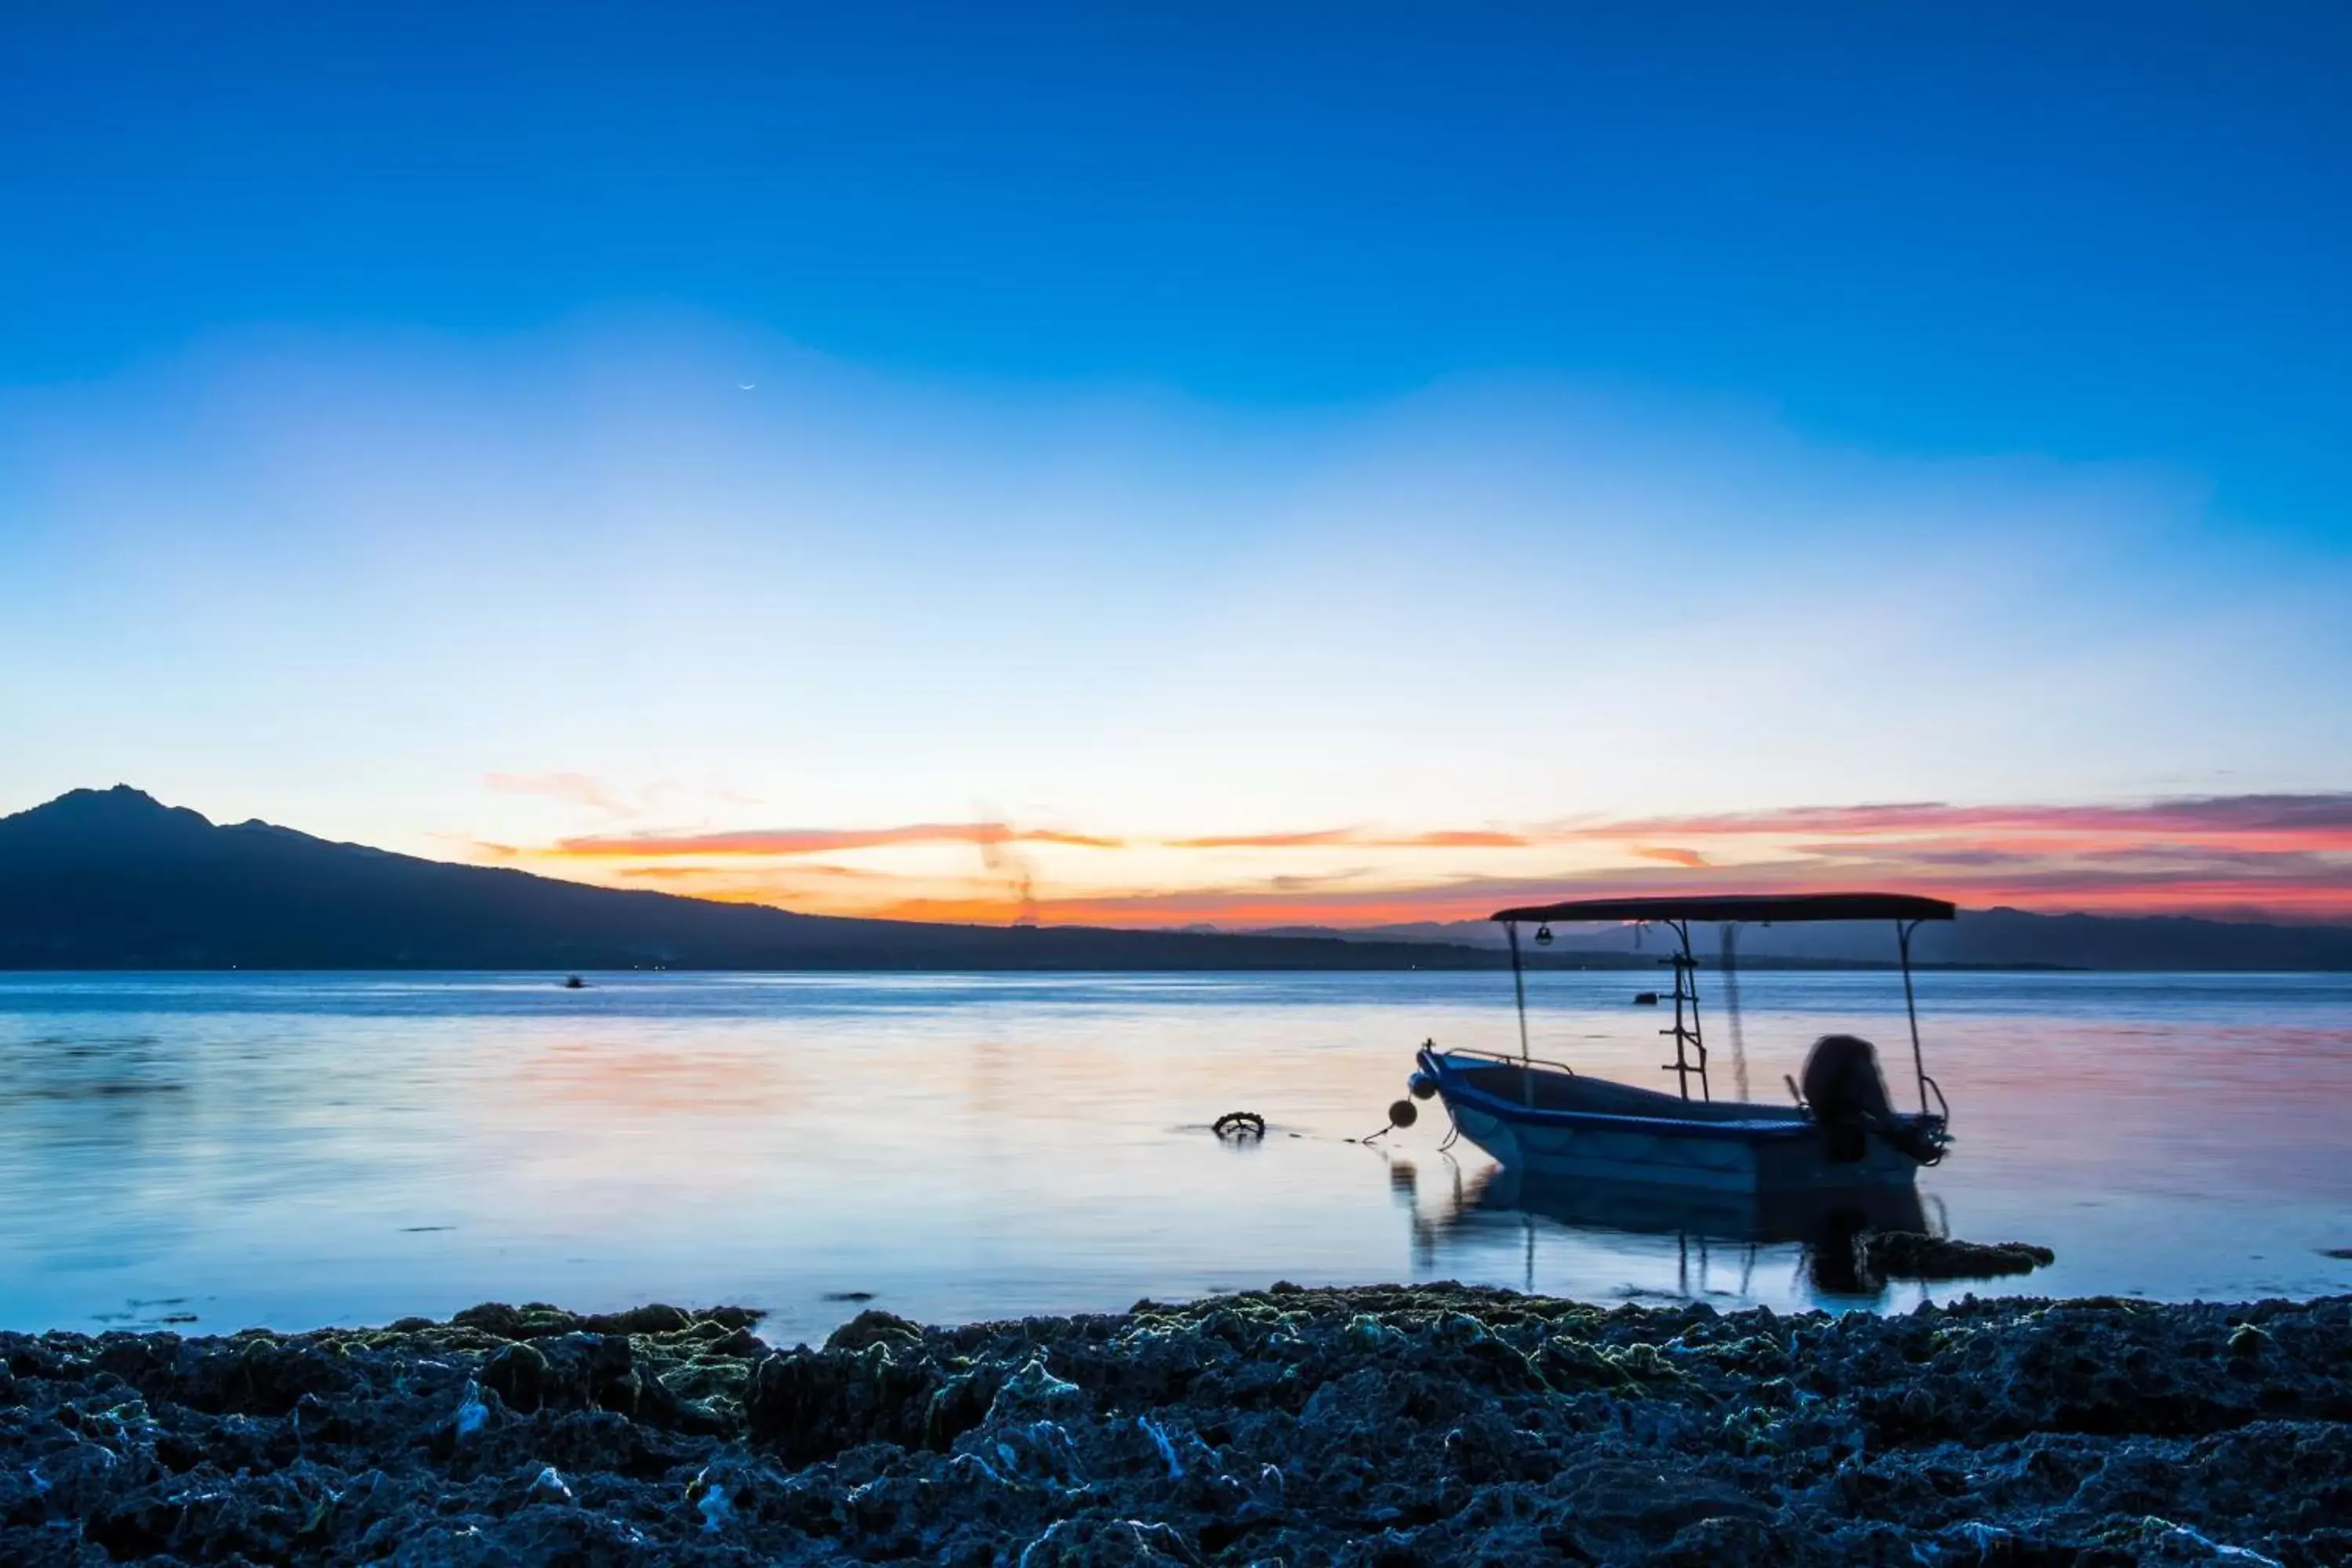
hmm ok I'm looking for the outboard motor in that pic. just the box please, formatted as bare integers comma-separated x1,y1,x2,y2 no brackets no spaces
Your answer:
1799,1033,1897,1163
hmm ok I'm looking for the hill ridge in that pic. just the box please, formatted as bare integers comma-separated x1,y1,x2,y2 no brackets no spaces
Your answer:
0,787,1500,971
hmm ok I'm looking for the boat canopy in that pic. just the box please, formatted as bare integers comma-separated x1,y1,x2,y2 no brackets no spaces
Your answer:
1486,889,1953,1111
1489,892,1955,925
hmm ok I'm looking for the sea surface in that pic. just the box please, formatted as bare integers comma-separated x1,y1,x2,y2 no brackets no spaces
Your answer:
2,969,2347,1345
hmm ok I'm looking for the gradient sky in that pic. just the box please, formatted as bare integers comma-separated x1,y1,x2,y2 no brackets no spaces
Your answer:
3,2,2348,923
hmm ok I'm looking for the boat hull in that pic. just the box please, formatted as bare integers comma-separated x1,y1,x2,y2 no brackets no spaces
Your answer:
1422,1050,1940,1193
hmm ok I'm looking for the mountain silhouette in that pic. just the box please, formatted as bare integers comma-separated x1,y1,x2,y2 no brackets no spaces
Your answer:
9,786,2342,971
0,786,1521,971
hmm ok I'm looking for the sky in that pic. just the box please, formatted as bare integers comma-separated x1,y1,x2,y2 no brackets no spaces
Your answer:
2,2,2349,924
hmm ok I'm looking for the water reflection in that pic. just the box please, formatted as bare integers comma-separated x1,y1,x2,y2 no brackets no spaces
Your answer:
1410,1163,1952,1305
1444,1166,1929,1249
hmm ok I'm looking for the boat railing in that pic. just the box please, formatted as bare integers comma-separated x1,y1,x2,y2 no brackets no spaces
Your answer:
1425,1044,1578,1078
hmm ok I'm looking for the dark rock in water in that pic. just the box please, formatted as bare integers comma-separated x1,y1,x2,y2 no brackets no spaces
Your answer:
1864,1230,2057,1279
825,1308,924,1353
3,1287,2348,1564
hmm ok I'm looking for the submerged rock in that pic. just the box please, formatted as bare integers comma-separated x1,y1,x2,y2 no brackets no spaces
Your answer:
1864,1229,2057,1280
2,1287,2347,1564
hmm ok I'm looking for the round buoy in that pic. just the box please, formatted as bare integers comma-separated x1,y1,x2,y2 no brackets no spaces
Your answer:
1407,1072,1438,1101
1387,1098,1418,1128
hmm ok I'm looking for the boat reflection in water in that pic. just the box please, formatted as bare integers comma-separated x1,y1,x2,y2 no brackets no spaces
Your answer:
1406,1160,1934,1305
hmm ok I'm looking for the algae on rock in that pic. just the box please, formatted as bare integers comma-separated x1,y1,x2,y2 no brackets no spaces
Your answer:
2,1286,2347,1565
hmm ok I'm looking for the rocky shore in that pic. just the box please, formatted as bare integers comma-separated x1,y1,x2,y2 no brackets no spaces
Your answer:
5,1286,2347,1566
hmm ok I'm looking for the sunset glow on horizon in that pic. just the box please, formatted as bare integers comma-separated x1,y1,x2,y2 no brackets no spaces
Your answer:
463,789,2352,927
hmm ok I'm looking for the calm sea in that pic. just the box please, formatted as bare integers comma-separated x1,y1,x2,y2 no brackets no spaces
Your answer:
2,970,2347,1345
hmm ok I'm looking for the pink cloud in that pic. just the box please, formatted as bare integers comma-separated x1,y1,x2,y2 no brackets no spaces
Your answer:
1598,793,2352,846
550,822,1124,857
503,790,2352,926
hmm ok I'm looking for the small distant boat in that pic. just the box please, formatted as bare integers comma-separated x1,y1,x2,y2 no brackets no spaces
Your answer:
561,975,587,989
1408,893,1954,1193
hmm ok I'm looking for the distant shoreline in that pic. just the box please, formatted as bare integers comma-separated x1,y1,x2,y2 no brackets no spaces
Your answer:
0,959,2043,968
20,959,2352,974
0,959,2239,968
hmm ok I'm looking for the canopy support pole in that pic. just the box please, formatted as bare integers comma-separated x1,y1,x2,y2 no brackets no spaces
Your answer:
1506,920,1534,1105
1720,922,1748,1102
1896,917,1927,1114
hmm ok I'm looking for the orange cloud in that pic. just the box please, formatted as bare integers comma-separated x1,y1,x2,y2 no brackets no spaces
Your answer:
550,822,1124,857
1399,829,1534,848
612,862,893,883
1165,827,1530,849
1165,829,1363,849
490,790,2352,927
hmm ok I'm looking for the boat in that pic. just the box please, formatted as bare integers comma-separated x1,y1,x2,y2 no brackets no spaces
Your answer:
1407,892,1955,1193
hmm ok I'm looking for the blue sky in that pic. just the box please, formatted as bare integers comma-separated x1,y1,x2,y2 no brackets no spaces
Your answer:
8,3,2348,519
2,3,2348,920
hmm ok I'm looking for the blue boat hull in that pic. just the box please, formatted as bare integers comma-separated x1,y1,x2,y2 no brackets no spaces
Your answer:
1421,1049,1941,1193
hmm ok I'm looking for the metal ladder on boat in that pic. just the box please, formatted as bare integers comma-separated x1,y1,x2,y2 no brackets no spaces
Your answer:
1659,920,1709,1101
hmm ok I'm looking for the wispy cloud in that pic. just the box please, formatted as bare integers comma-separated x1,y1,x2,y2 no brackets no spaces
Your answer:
1163,829,1363,849
485,772,629,815
486,790,2352,926
1159,796,2352,855
1165,827,1533,849
1600,793,2352,846
550,822,1125,857
1003,848,2352,927
611,862,895,884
